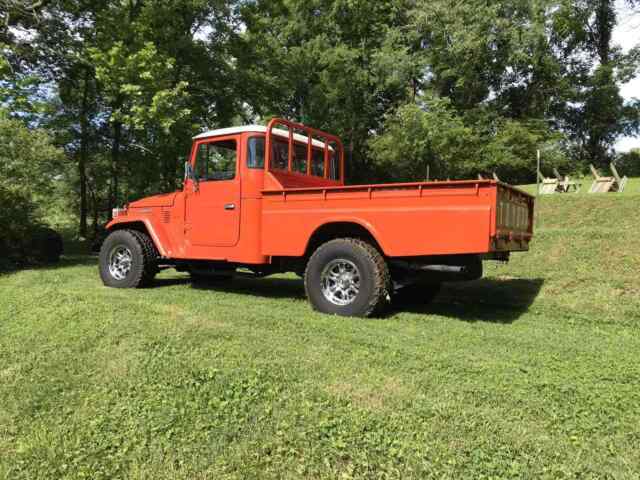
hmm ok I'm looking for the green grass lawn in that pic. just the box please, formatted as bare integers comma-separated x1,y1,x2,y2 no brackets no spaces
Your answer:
1,189,640,479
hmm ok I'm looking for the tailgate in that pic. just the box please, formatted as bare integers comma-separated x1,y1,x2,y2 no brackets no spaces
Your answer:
493,184,534,252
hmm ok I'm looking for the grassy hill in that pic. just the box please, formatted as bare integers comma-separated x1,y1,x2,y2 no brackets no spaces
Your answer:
1,186,639,479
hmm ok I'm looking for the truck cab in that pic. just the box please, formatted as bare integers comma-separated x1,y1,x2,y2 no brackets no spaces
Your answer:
100,118,534,317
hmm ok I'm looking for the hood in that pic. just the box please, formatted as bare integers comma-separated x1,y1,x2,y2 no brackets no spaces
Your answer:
128,192,178,208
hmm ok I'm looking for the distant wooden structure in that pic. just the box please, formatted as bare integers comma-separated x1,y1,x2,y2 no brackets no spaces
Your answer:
537,171,559,195
553,168,581,193
478,172,503,182
589,164,628,193
610,163,629,193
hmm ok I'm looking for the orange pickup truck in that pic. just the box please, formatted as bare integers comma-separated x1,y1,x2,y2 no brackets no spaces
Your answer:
100,118,534,317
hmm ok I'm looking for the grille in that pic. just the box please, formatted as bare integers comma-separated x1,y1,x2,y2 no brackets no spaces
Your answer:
160,210,171,224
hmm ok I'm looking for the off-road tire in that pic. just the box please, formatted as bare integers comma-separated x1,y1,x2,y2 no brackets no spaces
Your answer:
394,281,441,305
99,229,158,288
304,238,390,317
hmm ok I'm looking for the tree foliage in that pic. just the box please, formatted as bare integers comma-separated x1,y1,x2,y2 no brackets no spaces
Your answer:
369,100,477,182
0,114,65,266
617,148,640,176
0,114,64,199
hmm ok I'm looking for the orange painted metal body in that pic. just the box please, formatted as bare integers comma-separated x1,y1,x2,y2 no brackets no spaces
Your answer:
107,119,534,265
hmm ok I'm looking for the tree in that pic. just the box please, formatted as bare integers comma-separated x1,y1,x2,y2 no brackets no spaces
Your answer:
369,99,569,183
236,0,417,182
8,0,243,235
0,113,64,200
617,148,640,176
365,0,571,182
551,0,640,168
369,100,478,181
0,113,65,266
87,0,241,208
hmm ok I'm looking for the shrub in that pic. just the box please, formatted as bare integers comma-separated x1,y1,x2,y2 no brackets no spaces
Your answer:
369,101,569,184
0,116,65,269
616,149,640,177
0,185,63,269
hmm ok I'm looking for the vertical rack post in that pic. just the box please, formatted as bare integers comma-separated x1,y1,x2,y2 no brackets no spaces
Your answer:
306,132,312,175
287,128,293,172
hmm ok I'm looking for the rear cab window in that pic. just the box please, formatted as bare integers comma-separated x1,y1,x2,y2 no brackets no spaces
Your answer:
247,135,335,179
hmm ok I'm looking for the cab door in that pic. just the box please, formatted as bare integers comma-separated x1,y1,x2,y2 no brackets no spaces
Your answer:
185,136,241,247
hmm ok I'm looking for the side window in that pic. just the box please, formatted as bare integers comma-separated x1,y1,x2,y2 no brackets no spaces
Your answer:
311,148,325,177
328,149,339,180
195,139,237,181
293,143,307,174
247,137,265,169
271,140,289,170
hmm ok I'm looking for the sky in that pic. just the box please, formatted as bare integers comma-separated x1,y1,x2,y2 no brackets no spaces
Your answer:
613,0,640,152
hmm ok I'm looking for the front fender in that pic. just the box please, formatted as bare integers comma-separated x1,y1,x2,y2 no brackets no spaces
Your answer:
106,215,168,257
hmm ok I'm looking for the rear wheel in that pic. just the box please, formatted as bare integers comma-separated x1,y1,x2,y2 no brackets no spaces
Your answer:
304,238,390,317
99,229,158,288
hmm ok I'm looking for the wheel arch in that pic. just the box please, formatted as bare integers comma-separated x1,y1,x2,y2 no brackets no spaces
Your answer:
107,219,167,257
304,221,386,259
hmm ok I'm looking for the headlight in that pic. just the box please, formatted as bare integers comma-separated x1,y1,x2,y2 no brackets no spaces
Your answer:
112,207,127,218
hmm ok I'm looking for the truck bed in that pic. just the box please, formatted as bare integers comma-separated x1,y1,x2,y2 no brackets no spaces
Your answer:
261,179,533,258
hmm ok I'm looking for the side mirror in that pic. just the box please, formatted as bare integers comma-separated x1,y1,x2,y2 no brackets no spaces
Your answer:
184,161,199,192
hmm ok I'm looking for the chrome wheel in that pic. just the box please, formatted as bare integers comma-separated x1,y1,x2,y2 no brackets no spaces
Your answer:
108,246,133,281
321,259,361,306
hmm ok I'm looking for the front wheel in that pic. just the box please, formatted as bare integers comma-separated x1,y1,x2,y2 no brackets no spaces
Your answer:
99,229,158,288
304,238,390,318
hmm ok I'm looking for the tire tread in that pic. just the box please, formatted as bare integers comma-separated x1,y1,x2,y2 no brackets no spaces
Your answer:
129,230,159,287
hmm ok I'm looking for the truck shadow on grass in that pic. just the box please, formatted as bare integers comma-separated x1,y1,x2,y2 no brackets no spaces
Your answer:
405,277,545,324
187,275,307,300
4,257,542,324
188,274,544,324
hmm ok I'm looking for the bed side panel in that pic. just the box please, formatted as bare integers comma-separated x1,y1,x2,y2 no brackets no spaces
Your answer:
261,183,496,257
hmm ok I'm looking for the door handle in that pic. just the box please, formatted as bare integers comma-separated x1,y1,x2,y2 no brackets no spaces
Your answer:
224,203,236,210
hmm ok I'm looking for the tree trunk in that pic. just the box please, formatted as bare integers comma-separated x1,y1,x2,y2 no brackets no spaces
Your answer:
110,119,122,215
586,0,617,168
88,183,99,237
595,0,614,65
78,69,90,237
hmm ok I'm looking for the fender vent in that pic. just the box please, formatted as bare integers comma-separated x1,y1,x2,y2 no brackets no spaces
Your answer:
161,210,171,224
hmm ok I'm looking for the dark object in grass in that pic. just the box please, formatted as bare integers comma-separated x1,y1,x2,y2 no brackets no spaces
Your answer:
30,227,64,264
